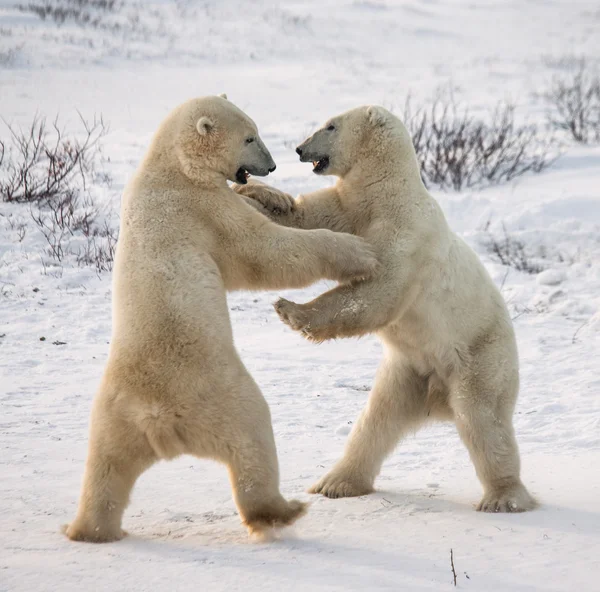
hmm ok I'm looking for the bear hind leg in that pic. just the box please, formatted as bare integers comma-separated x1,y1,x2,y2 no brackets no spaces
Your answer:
184,373,307,535
310,359,430,498
64,401,157,543
450,380,537,513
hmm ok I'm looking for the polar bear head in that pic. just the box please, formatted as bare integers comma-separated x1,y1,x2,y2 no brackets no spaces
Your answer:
295,105,412,178
171,95,276,184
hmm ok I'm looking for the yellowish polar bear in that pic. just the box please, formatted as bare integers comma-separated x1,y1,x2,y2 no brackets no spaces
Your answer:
235,105,537,513
64,96,380,543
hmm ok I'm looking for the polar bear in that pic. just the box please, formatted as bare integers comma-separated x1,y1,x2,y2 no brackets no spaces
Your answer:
63,96,380,543
234,105,537,513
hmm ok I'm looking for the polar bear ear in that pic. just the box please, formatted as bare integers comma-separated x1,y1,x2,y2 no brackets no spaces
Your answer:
366,105,387,127
196,116,215,136
218,93,228,100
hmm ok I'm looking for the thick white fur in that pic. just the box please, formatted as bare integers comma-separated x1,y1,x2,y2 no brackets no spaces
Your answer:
63,96,380,543
234,105,537,513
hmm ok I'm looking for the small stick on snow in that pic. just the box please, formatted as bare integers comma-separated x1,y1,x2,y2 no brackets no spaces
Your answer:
572,320,589,344
450,549,457,587
500,267,510,292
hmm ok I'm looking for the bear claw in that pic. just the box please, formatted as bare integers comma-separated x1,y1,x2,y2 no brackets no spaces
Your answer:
274,298,311,332
309,471,374,499
232,181,295,214
476,484,538,513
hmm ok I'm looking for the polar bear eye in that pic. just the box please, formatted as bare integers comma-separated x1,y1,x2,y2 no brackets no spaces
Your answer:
245,137,255,144
327,124,335,131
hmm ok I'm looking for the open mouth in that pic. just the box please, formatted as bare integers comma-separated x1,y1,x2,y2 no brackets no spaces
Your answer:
235,167,251,184
312,157,329,173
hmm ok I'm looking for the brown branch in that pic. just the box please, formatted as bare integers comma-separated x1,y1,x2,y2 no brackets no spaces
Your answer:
450,548,457,587
572,320,589,344
403,92,558,190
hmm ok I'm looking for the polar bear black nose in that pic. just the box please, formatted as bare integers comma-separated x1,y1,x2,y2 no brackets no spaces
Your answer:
269,165,276,173
296,147,303,156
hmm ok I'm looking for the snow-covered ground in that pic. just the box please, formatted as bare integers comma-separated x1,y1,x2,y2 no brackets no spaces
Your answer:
1,1,599,590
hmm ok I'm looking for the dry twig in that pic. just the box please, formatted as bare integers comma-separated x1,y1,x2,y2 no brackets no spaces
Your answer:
450,549,457,587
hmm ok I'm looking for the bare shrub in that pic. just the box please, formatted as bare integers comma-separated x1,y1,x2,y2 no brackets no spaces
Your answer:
16,223,26,242
403,94,558,190
17,0,121,27
0,113,107,203
75,221,118,273
40,192,98,235
29,192,100,262
30,207,68,262
15,0,162,41
1,212,27,242
1,113,118,272
483,224,544,275
29,195,118,272
544,58,600,143
0,45,23,68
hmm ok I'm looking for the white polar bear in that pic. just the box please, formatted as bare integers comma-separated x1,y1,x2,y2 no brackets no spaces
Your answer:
63,96,380,543
234,105,537,513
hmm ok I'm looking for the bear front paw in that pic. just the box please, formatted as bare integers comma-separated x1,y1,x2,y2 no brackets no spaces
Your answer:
259,187,295,214
233,181,295,214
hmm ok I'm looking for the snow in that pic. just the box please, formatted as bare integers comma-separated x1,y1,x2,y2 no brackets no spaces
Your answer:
1,1,599,590
536,269,566,286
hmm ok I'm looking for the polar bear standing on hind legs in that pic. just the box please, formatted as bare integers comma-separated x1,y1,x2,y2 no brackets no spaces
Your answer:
235,105,537,513
63,95,380,543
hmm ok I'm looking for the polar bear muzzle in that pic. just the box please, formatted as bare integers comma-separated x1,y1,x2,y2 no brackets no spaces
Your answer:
295,146,330,174
235,161,276,185
236,136,276,184
295,131,332,174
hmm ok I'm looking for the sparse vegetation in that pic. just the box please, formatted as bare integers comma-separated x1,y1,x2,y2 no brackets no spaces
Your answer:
544,58,600,143
0,40,23,68
0,114,118,272
482,223,544,275
14,0,174,44
0,113,107,204
481,218,580,276
75,220,118,273
403,93,558,191
17,0,122,27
